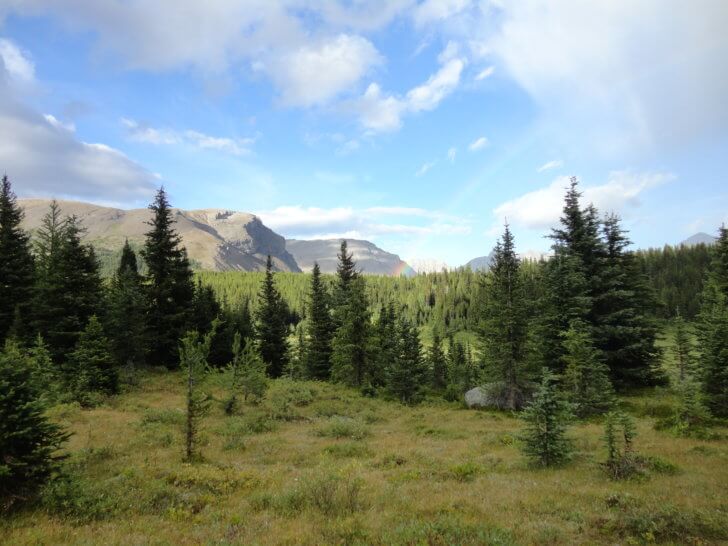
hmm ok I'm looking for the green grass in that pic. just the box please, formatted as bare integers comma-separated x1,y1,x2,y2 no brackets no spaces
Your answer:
1,369,727,545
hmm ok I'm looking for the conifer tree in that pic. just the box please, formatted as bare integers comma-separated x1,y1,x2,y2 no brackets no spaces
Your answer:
255,255,289,377
180,328,214,461
520,369,574,467
0,175,35,344
67,316,118,404
142,188,195,368
561,320,614,418
603,410,639,480
671,309,695,383
671,377,711,437
225,333,268,414
331,276,371,387
698,225,728,417
33,209,103,362
304,262,333,379
371,302,397,388
107,240,147,369
0,340,69,510
28,334,60,405
429,330,448,391
444,337,469,400
332,240,359,327
479,224,531,409
387,318,427,404
594,214,662,388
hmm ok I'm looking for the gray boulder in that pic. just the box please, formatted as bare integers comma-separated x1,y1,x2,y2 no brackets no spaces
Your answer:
464,387,490,408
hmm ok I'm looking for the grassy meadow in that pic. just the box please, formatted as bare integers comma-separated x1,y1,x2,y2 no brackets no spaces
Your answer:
2,366,727,546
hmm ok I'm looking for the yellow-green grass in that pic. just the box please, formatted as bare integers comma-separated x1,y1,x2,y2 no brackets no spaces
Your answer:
2,372,727,545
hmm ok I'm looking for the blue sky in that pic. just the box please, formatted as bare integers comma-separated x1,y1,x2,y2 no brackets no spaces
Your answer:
1,1,727,267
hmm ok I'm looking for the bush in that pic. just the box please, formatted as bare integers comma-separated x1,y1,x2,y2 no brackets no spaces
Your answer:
40,469,117,522
1,341,69,511
384,515,515,546
449,461,481,482
323,442,372,459
315,416,370,440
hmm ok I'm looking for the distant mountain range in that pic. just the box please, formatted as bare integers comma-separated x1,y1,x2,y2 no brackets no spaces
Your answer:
680,232,718,246
19,199,300,272
464,253,494,271
286,238,415,277
407,258,451,274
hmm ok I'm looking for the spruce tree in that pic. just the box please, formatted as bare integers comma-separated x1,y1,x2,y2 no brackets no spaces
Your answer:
561,320,614,418
387,318,427,404
0,175,35,344
33,209,104,362
479,224,531,409
142,188,195,368
428,330,448,391
698,225,728,417
371,302,397,388
671,377,711,437
671,309,695,383
331,276,371,387
255,255,289,377
520,369,574,467
305,262,333,379
0,340,69,509
67,316,118,404
602,410,639,480
332,240,359,327
107,240,147,369
594,214,662,388
225,333,268,414
180,328,214,461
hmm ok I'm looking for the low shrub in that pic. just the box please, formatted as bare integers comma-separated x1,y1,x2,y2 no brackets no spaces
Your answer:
316,416,369,440
448,461,481,482
40,469,118,522
384,515,515,546
323,442,372,459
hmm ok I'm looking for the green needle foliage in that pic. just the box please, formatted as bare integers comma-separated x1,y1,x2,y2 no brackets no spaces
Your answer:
603,410,639,480
0,340,69,511
304,262,333,380
255,255,290,378
180,327,215,462
520,370,574,467
67,316,118,406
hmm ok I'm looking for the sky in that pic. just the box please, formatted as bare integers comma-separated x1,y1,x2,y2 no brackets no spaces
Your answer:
1,0,727,267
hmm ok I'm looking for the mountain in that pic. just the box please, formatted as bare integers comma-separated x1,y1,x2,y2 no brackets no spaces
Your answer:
464,252,494,271
19,199,300,272
408,258,450,274
681,232,717,246
285,238,415,277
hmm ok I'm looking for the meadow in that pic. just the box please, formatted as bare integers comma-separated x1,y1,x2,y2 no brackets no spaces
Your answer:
2,365,726,546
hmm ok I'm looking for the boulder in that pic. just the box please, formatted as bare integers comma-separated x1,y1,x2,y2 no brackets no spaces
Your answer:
464,387,490,408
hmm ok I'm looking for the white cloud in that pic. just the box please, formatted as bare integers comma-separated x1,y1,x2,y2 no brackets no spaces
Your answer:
415,160,436,177
43,114,75,132
434,0,728,153
258,204,469,240
468,136,489,151
0,38,34,82
492,171,674,230
474,65,494,81
447,147,457,162
413,0,473,26
351,46,465,132
267,34,382,107
122,118,255,156
537,159,563,172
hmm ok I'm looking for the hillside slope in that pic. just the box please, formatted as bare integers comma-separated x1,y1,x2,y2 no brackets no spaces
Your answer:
286,238,415,276
19,199,300,272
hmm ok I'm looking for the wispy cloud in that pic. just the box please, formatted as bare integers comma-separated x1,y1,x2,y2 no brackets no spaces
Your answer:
468,136,489,151
447,146,457,162
122,118,255,156
415,160,436,177
475,66,495,81
492,171,675,231
537,159,563,172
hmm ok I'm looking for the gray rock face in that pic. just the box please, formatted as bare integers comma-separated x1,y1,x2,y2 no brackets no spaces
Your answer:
285,238,415,277
464,387,490,408
680,232,717,247
19,199,301,272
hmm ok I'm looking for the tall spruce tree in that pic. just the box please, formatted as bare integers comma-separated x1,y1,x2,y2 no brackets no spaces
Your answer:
429,330,448,391
332,240,359,326
594,214,662,388
0,340,69,510
387,318,427,404
304,262,333,379
331,276,371,387
371,302,397,388
698,225,728,417
255,255,289,377
180,328,214,461
671,309,695,383
33,209,103,362
0,175,35,344
142,188,195,368
107,240,147,368
479,224,531,409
